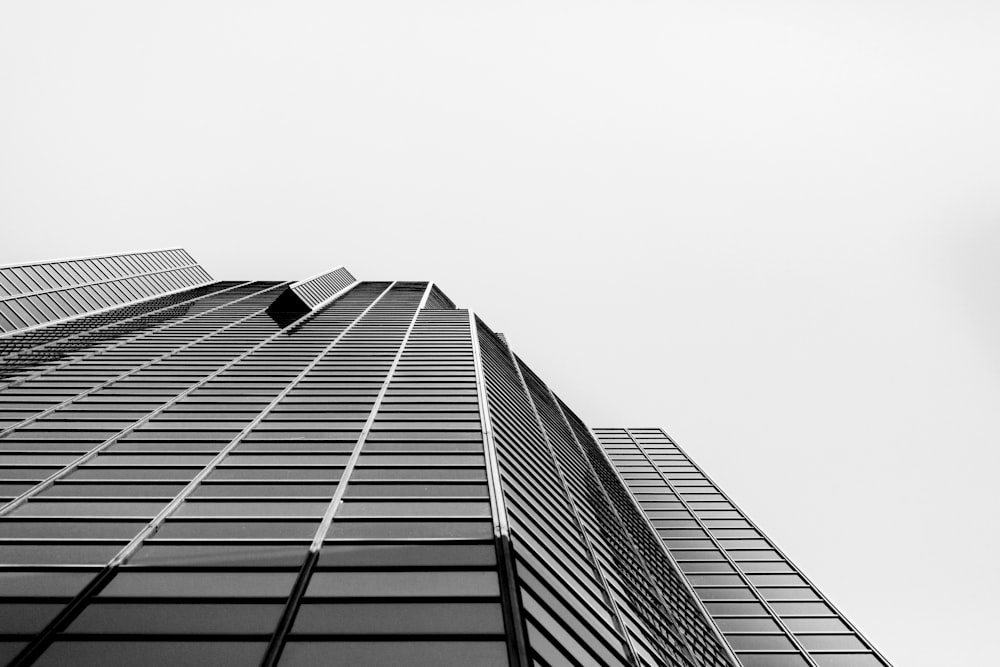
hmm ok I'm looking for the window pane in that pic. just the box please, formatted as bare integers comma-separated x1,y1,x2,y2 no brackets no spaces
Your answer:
291,602,503,634
100,572,296,598
305,571,498,598
68,603,284,634
327,520,492,539
278,641,508,667
0,571,94,597
36,641,267,667
156,520,317,539
130,543,308,568
317,544,495,568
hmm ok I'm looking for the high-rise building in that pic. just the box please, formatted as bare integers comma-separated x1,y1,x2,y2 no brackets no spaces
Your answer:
0,250,890,667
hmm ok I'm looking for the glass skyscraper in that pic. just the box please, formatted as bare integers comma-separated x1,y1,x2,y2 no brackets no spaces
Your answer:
0,250,890,666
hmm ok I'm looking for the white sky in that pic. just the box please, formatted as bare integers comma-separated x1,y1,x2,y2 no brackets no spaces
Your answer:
3,2,999,664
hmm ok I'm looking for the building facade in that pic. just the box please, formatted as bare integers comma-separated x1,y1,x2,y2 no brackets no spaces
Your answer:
0,250,889,666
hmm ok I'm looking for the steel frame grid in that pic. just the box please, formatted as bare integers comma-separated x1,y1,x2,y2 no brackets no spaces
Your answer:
2,278,371,665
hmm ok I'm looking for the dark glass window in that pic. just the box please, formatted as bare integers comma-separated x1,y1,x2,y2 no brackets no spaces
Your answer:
782,617,850,633
291,602,503,634
100,572,297,598
36,641,268,667
277,641,508,667
812,656,883,667
0,571,95,597
155,520,318,539
130,544,308,568
726,634,796,650
327,520,492,539
317,544,495,568
0,603,64,633
797,634,867,651
305,571,499,598
68,603,284,634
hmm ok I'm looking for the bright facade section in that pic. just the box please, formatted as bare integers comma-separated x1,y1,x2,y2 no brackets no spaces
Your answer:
0,254,889,667
0,249,212,334
594,429,890,667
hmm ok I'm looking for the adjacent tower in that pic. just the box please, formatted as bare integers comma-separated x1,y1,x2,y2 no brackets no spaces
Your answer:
0,250,890,666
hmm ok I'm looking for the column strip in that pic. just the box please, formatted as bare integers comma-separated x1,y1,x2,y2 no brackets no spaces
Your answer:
260,282,430,667
470,313,529,667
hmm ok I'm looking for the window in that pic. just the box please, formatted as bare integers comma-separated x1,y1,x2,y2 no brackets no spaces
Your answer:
99,572,297,598
305,571,499,598
291,602,503,634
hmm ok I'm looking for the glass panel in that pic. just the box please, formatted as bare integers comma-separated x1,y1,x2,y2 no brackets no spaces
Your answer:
0,603,63,633
0,571,94,597
291,602,503,634
812,656,883,667
36,642,267,667
278,641,508,667
100,572,297,598
305,571,499,598
317,544,495,568
155,520,318,539
782,618,851,633
726,634,796,650
175,501,328,517
797,635,867,650
68,603,284,634
736,656,809,667
193,484,337,498
0,544,123,565
327,520,492,539
338,501,490,517
130,543,307,567
344,483,488,498
0,521,148,539
714,618,781,632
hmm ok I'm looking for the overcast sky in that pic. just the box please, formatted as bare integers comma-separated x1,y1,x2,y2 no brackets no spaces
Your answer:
3,2,999,664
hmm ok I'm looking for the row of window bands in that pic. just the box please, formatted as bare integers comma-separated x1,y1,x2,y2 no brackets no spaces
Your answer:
26,601,508,637
0,535,499,565
733,655,884,667
23,640,509,666
0,500,495,521
6,482,485,499
0,268,211,332
3,467,491,484
0,250,197,297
